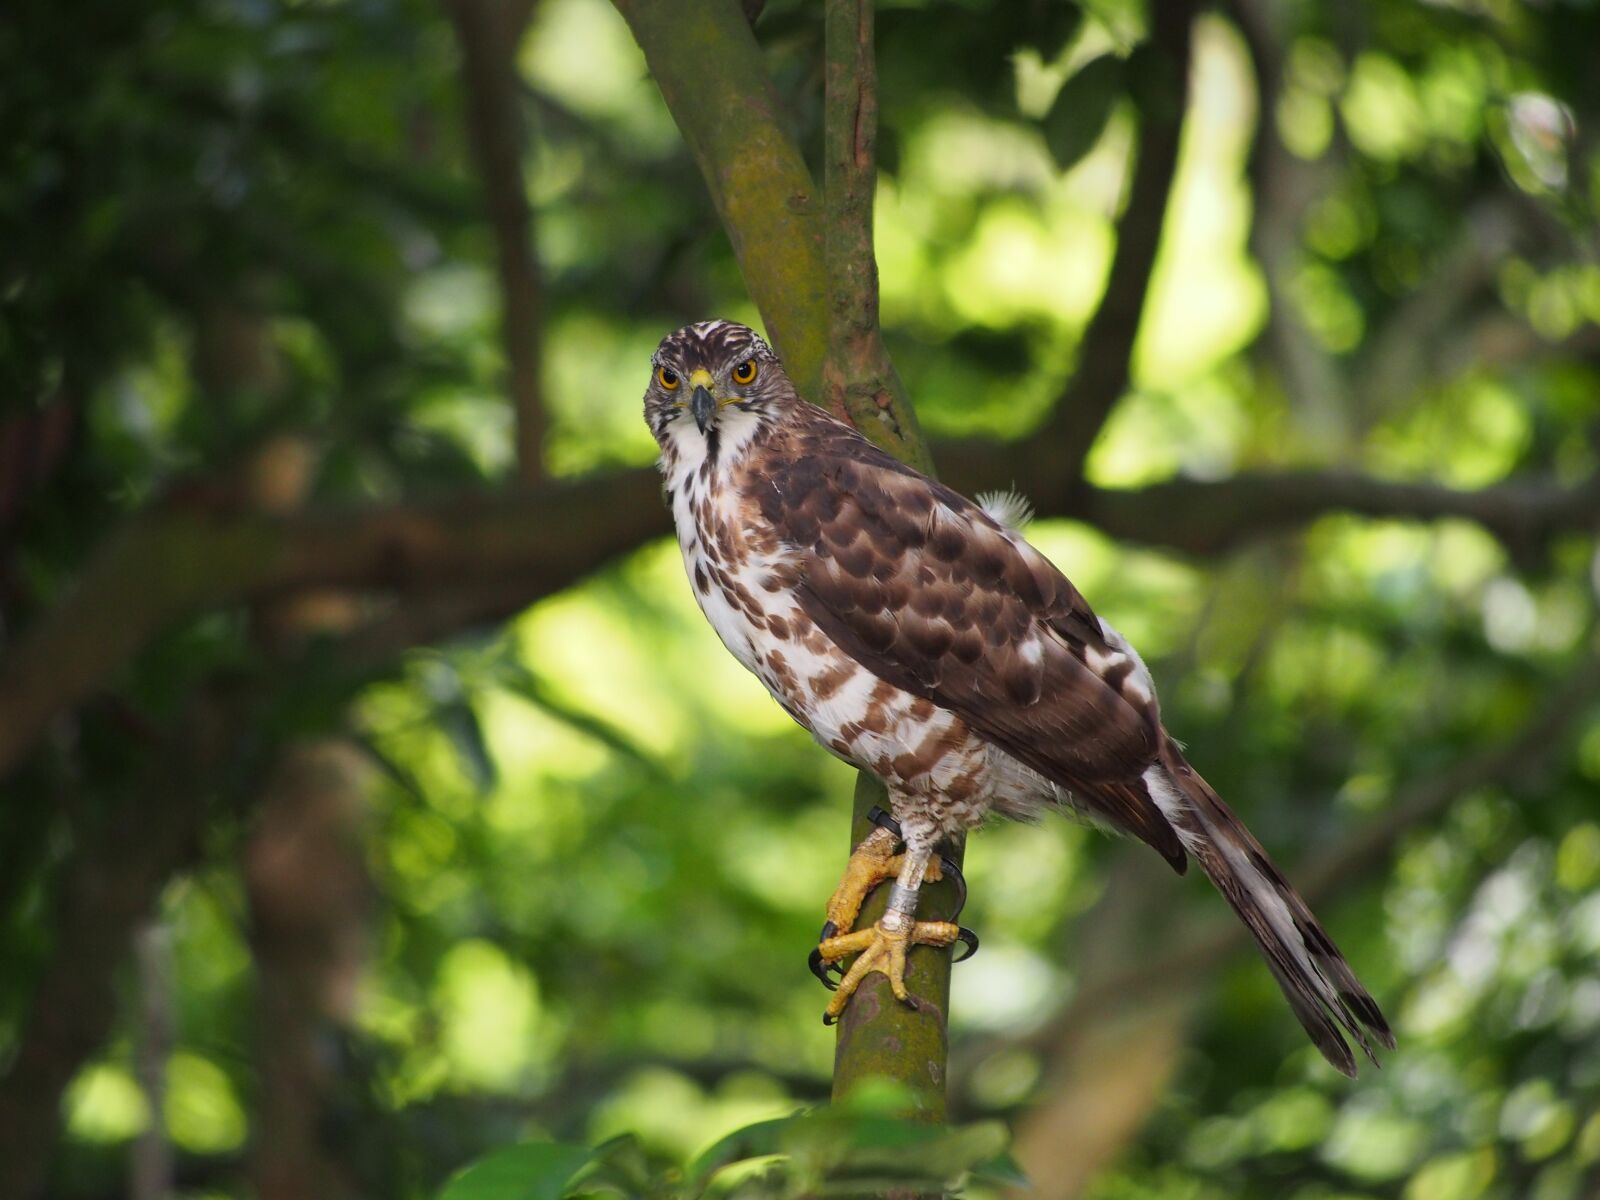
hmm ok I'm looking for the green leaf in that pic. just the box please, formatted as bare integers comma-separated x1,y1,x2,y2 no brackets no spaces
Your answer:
769,1110,1014,1193
969,1150,1030,1187
437,1142,598,1200
436,698,497,792
584,1134,674,1197
1040,53,1125,171
688,1113,799,1186
349,730,428,803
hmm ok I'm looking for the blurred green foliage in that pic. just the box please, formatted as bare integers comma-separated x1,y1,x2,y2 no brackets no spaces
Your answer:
3,0,1600,1196
433,1099,1021,1199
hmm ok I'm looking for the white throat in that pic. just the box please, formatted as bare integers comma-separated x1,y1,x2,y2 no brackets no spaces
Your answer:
658,404,766,493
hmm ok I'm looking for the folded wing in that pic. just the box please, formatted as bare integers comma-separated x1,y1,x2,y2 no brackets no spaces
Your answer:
759,423,1186,871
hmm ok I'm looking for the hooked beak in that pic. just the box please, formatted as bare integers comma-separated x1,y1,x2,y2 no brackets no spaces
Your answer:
691,384,716,434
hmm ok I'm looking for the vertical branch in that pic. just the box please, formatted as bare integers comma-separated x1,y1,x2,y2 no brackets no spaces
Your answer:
822,0,958,1120
0,755,212,1199
445,0,548,484
1034,0,1195,485
820,0,931,473
611,0,830,401
244,741,374,1200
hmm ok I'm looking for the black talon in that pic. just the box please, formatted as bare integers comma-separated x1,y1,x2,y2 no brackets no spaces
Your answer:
939,853,967,921
808,947,836,989
865,805,902,838
952,926,980,964
823,1011,838,1026
810,921,839,989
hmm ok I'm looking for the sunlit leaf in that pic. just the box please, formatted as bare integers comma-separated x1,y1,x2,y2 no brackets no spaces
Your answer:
1040,54,1124,172
437,1142,597,1200
688,1114,797,1185
436,698,498,792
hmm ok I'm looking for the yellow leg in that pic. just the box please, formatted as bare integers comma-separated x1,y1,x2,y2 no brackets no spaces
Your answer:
820,919,962,1023
823,827,942,937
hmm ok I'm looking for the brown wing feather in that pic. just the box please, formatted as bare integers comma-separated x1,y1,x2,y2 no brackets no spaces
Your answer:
758,413,1186,871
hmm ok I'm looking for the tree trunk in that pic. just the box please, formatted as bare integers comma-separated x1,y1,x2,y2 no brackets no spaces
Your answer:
614,0,958,1118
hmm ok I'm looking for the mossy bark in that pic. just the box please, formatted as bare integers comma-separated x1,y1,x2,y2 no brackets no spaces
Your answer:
829,777,964,1120
611,0,829,404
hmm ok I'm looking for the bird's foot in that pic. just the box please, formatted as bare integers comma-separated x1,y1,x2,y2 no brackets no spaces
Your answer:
819,825,902,941
817,917,975,1024
807,808,973,988
818,808,957,936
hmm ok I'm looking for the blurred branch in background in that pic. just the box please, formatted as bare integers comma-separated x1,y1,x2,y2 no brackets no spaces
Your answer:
244,741,374,1200
0,469,669,781
0,687,233,1199
2,456,1593,784
1033,0,1195,484
243,438,374,1200
444,0,548,484
130,922,175,1200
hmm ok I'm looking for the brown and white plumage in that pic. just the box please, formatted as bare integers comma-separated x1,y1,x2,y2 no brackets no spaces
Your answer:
644,319,1393,1074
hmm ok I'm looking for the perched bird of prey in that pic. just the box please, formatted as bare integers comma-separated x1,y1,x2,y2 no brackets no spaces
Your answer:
643,319,1394,1075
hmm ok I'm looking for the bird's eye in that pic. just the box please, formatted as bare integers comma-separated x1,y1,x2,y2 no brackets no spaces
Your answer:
657,366,680,390
732,359,758,385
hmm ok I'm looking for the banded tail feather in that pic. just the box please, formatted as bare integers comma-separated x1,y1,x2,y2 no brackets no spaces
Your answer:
1144,741,1394,1077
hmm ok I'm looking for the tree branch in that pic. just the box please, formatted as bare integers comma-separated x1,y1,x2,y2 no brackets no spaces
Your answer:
942,441,1600,562
820,0,930,473
813,0,963,1119
3,452,1594,784
1033,0,1195,484
245,742,373,1200
610,0,830,403
444,0,549,484
0,469,668,781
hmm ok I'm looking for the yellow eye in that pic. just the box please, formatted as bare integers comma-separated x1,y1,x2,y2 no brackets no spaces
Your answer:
657,366,680,390
732,359,758,385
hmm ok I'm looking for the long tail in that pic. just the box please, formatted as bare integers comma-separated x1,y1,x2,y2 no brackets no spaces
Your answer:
1143,740,1395,1076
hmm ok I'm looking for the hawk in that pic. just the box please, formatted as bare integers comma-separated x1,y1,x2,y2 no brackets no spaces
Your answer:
643,319,1393,1075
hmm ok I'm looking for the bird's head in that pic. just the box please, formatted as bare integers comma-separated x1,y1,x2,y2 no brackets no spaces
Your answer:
643,319,796,451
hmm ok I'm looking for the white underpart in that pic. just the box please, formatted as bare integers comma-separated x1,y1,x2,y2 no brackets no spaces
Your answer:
661,405,974,801
976,488,1035,531
661,406,777,679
